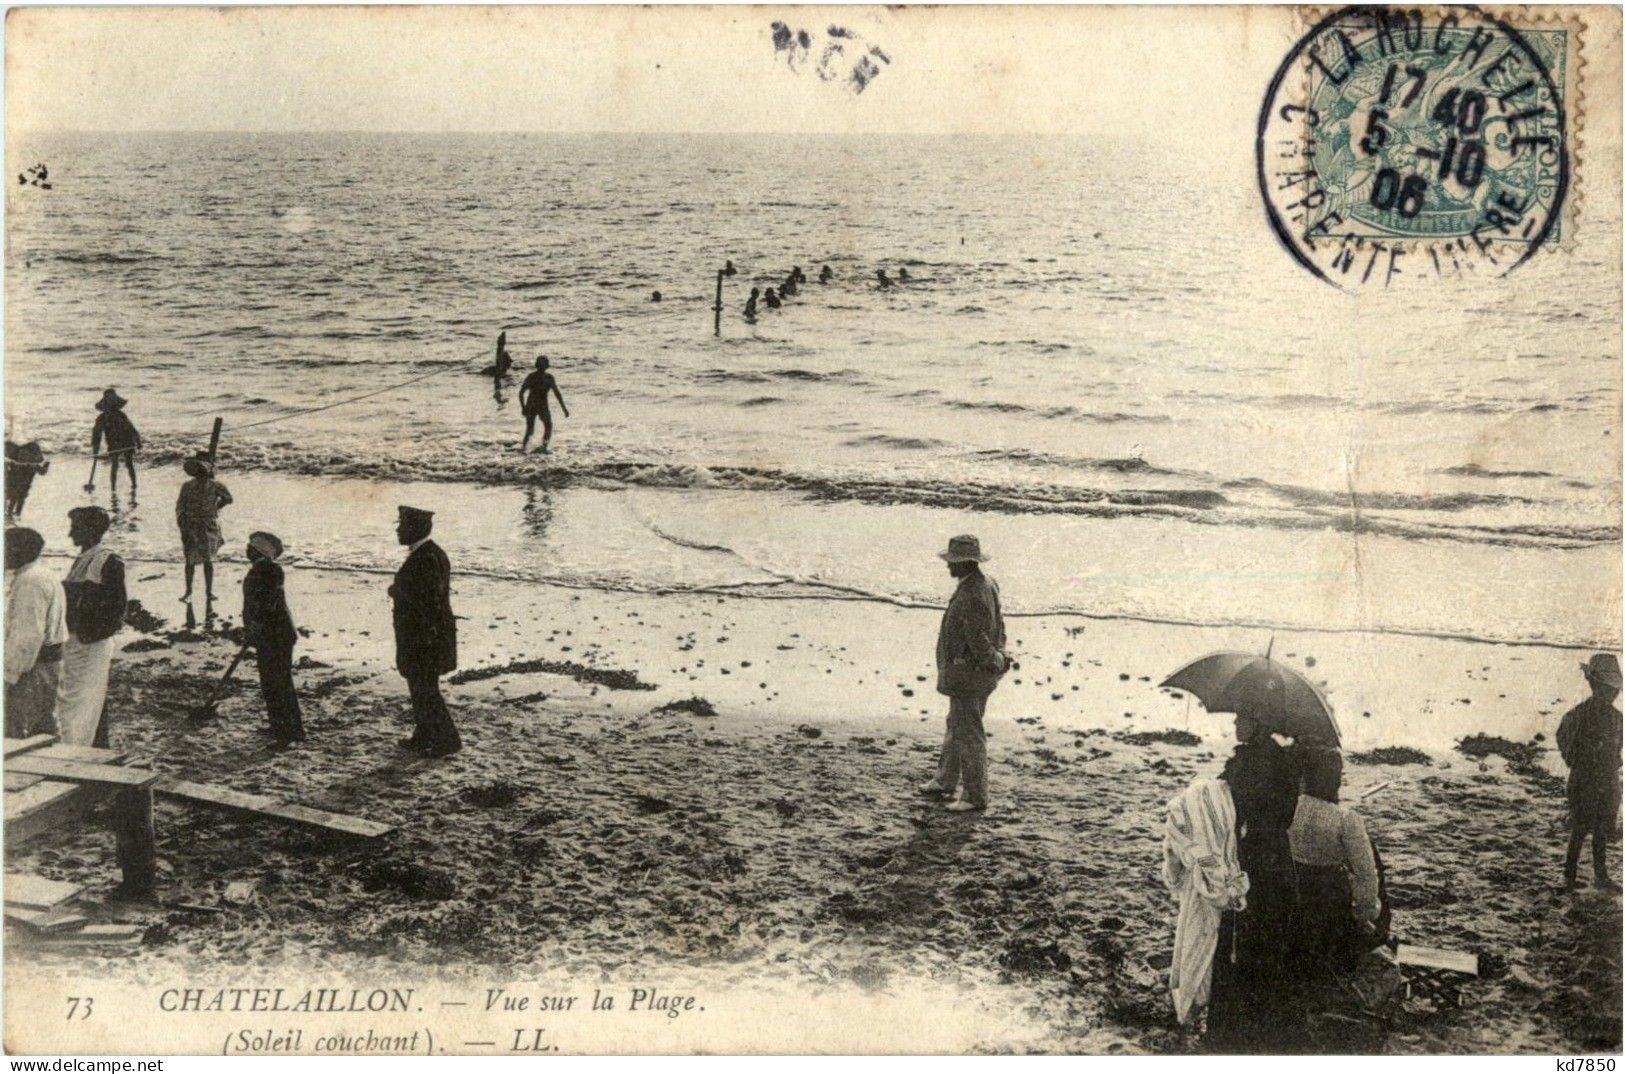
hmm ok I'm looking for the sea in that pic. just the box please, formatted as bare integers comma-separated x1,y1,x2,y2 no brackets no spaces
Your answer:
5,132,1620,648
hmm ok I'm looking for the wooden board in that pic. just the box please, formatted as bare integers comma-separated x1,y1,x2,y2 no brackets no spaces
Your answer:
1396,944,1479,976
4,873,83,912
5,906,88,934
5,772,46,791
3,735,57,759
29,924,143,947
156,778,392,839
7,756,158,789
4,780,113,845
33,744,129,765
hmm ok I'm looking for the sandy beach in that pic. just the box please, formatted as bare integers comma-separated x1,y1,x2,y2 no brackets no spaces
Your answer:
3,8,1620,1057
5,555,1619,1054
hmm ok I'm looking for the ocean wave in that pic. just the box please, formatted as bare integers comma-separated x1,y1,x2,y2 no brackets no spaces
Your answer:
693,367,865,386
181,324,274,340
696,369,772,384
1170,389,1576,417
50,251,158,265
1223,476,1537,512
940,398,1167,424
966,447,1176,475
844,434,947,450
1439,463,1556,480
771,368,863,383
739,396,783,407
46,434,1622,551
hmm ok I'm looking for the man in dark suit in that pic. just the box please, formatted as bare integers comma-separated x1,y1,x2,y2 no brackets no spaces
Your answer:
389,505,460,757
242,531,303,746
918,534,1008,812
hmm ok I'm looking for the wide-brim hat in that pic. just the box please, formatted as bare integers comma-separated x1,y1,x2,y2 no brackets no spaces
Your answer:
95,389,127,411
938,534,988,563
248,531,284,561
183,454,214,478
1582,653,1622,689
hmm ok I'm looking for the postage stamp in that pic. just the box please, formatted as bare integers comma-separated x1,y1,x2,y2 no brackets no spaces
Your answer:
1258,5,1580,290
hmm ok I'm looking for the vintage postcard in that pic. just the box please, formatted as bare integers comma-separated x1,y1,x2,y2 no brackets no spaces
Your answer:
2,3,1620,1057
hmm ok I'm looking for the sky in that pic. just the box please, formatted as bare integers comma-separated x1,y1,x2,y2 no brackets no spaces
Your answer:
5,5,1293,137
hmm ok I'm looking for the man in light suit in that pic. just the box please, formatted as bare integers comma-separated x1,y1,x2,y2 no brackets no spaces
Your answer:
919,534,1008,812
389,505,460,757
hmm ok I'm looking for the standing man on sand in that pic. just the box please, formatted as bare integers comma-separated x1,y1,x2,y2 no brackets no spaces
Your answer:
1558,654,1623,893
389,506,461,757
518,356,569,454
57,506,126,747
243,531,304,747
918,534,1008,812
90,389,141,498
5,527,66,738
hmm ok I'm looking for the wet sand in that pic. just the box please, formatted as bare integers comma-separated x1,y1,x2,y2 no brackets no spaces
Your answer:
5,563,1621,1054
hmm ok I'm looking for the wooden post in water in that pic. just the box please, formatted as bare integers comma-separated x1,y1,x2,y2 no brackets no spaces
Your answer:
713,269,724,335
207,416,223,464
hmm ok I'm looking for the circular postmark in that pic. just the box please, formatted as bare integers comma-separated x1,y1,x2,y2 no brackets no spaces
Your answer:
1258,5,1569,290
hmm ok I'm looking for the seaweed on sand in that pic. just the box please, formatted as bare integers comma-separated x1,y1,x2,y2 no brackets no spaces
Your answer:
448,657,654,691
1348,746,1432,766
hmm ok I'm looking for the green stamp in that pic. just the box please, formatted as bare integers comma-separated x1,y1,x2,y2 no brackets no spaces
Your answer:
1258,6,1570,290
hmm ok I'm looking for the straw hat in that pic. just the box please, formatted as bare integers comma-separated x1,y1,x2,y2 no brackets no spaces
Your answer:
248,531,283,561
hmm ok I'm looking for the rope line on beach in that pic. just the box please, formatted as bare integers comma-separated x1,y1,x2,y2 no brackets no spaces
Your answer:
617,508,1615,650
222,350,488,434
43,548,1615,652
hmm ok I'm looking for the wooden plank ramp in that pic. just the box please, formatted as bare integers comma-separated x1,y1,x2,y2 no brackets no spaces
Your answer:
5,906,88,934
4,781,100,844
1396,944,1479,976
4,748,128,791
33,744,129,765
3,735,57,759
4,873,83,912
7,756,158,788
26,924,143,948
155,779,392,840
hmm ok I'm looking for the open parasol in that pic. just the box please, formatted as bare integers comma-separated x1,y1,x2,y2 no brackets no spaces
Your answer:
1161,649,1341,745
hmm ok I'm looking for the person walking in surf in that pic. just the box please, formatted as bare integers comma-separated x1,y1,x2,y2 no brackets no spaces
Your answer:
90,389,141,498
519,356,569,454
488,330,514,381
